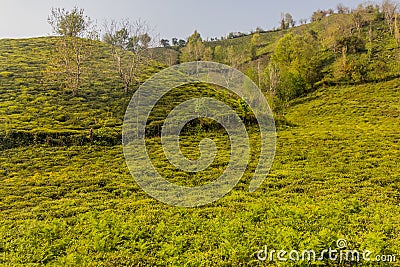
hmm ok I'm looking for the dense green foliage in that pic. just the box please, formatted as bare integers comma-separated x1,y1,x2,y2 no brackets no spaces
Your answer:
178,10,400,111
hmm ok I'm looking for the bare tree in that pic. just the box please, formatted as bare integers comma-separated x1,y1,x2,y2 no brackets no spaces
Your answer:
337,3,350,14
48,7,98,95
352,4,367,33
395,13,400,46
268,62,280,96
280,13,286,30
381,0,399,34
103,19,155,93
299,18,308,25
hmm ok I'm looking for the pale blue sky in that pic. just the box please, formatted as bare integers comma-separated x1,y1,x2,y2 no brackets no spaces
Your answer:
0,0,377,40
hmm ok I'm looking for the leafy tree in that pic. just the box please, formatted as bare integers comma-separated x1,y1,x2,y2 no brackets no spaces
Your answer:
213,45,225,63
226,45,244,68
333,53,369,83
180,30,205,62
237,97,250,122
311,9,328,22
48,7,91,37
255,26,264,32
285,13,295,28
250,33,260,60
270,33,322,102
160,39,170,47
47,7,98,95
178,39,186,47
203,47,214,61
138,33,151,49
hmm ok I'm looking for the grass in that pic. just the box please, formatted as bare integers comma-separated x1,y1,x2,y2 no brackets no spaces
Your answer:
1,77,400,265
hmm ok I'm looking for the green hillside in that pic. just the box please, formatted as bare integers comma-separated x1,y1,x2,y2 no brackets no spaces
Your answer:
1,8,400,266
1,76,399,265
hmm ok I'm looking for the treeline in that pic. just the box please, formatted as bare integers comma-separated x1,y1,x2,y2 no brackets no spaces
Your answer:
163,0,400,116
158,1,398,44
45,2,400,116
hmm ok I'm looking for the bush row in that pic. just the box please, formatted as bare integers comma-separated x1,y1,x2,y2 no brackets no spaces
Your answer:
0,129,121,150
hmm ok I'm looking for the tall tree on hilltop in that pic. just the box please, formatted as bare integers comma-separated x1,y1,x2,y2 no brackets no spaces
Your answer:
47,7,98,96
180,30,206,62
103,19,154,93
285,13,295,28
337,3,350,14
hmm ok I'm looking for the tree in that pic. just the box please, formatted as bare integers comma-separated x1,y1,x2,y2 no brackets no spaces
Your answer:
250,33,260,60
160,39,170,47
270,33,322,102
381,0,399,34
352,4,368,33
311,9,328,22
161,49,179,66
255,26,264,32
395,13,400,47
323,15,353,54
47,7,98,95
203,47,213,61
213,45,225,63
285,13,295,28
180,30,206,62
178,39,186,47
103,19,154,93
48,7,91,37
299,18,308,25
139,33,151,49
337,3,350,14
226,45,244,68
267,62,280,95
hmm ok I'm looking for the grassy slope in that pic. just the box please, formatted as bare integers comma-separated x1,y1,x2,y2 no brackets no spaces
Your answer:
1,78,399,266
0,38,245,148
0,37,128,133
